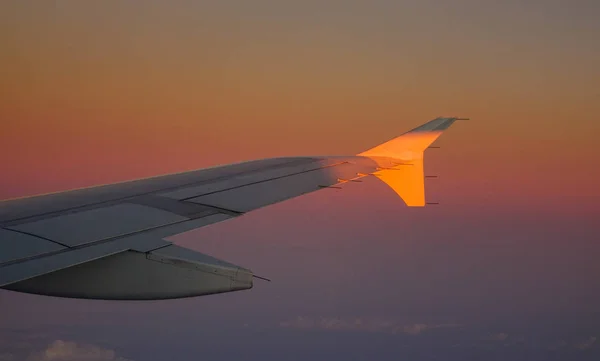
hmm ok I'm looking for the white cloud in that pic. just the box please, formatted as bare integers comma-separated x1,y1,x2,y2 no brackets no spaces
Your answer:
27,340,133,361
574,336,597,350
402,324,429,335
548,339,567,351
279,317,460,335
482,333,509,341
557,340,568,348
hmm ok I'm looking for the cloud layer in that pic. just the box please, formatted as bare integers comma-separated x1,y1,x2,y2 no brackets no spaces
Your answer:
575,336,597,350
279,316,460,335
27,340,132,361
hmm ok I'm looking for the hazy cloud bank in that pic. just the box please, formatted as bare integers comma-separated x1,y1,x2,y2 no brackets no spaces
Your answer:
26,340,133,361
575,336,597,350
279,316,460,335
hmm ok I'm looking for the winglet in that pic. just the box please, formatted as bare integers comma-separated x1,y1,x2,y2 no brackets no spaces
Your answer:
358,117,463,160
359,117,463,207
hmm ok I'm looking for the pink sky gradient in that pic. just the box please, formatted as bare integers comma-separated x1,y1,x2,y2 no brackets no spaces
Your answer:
1,2,599,360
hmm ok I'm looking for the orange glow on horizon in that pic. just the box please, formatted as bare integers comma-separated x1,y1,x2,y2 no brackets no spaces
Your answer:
1,2,599,213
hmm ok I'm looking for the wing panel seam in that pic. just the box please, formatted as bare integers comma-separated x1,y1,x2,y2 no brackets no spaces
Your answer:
180,161,349,201
1,158,320,226
1,227,71,249
0,219,189,268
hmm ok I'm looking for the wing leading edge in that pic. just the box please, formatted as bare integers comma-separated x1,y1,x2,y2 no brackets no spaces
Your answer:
0,116,463,300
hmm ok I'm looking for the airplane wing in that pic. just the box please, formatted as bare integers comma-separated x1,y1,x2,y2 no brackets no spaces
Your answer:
0,117,463,300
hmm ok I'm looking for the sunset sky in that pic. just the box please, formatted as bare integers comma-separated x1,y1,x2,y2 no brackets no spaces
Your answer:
1,1,599,360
